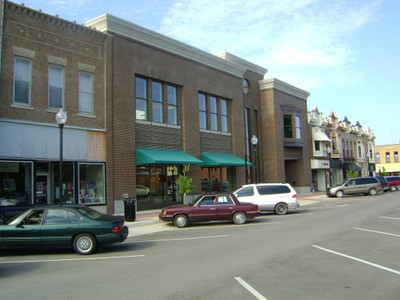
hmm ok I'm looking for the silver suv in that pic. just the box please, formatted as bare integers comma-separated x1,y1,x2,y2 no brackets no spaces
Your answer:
233,183,299,215
327,177,383,198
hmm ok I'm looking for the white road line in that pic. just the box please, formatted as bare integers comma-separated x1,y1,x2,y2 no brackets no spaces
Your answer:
353,227,400,238
379,216,400,220
127,234,229,243
337,204,349,207
235,277,268,300
312,245,400,275
0,255,145,264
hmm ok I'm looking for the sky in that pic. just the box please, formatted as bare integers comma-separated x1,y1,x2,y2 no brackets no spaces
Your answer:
14,0,400,145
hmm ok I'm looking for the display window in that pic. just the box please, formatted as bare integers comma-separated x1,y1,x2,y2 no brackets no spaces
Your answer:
78,163,105,204
0,161,33,205
53,163,75,204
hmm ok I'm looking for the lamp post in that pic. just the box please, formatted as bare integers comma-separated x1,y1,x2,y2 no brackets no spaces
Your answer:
55,107,67,204
251,135,258,183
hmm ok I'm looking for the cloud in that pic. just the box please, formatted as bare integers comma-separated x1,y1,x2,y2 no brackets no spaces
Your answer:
160,0,382,89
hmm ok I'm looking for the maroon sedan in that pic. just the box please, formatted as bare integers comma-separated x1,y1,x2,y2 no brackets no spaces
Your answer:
159,193,261,228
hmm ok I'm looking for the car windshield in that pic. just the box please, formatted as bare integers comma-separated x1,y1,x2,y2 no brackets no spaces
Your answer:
76,206,103,219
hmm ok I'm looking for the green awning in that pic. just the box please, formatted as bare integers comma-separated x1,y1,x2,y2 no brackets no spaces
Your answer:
200,152,252,167
136,148,203,165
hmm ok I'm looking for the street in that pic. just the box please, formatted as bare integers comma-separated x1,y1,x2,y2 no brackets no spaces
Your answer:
1,192,400,299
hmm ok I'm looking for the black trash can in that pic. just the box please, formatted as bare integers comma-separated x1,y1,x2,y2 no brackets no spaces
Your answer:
124,198,137,222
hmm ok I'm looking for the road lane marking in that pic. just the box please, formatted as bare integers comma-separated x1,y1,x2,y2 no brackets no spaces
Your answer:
353,227,400,238
0,255,145,264
379,216,400,220
127,234,229,243
312,245,400,275
235,277,268,300
337,204,349,207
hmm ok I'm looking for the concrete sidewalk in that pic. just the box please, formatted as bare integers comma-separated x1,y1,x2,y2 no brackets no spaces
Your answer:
125,192,328,237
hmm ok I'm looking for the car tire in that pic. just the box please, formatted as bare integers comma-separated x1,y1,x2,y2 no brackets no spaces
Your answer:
232,212,247,225
274,203,288,215
335,190,344,198
73,233,97,255
174,214,188,228
390,185,397,192
369,188,377,196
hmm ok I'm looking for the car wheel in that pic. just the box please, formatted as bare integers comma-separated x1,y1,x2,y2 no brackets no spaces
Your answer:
335,190,344,198
274,203,288,215
369,188,377,196
174,214,188,228
73,233,97,255
390,185,397,192
232,212,247,225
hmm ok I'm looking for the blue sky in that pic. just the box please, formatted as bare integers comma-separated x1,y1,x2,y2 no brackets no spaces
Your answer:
15,0,400,145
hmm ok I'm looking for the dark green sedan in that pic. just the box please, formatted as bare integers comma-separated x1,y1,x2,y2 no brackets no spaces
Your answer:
0,205,129,255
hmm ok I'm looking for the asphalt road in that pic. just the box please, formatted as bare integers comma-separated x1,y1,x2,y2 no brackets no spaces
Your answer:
1,192,400,299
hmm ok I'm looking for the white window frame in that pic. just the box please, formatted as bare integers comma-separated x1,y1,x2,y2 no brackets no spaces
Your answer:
13,57,32,106
48,64,64,109
79,71,93,114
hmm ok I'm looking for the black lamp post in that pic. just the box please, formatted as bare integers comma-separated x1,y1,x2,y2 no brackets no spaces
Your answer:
55,107,67,204
251,135,258,183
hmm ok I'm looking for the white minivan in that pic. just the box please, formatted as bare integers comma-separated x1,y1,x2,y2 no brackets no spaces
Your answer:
233,183,299,215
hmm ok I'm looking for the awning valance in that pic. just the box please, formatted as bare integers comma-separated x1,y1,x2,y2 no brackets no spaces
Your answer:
200,152,252,167
313,131,331,142
136,148,203,165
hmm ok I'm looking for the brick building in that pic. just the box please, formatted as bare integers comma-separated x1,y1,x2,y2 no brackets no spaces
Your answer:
0,1,311,213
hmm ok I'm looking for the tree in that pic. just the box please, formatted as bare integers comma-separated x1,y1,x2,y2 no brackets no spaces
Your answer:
346,166,358,179
176,164,192,204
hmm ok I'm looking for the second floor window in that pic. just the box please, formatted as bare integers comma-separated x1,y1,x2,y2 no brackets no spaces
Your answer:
79,72,93,114
395,151,399,163
13,57,32,105
136,76,179,124
283,114,301,139
167,85,178,125
152,81,163,123
136,77,148,120
198,93,207,130
386,152,390,163
48,64,64,109
198,92,230,133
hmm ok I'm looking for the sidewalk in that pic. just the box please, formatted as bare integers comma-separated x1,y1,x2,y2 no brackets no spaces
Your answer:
124,192,328,237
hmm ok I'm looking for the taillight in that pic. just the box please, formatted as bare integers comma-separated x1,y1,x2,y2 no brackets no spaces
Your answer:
292,194,298,198
112,225,122,232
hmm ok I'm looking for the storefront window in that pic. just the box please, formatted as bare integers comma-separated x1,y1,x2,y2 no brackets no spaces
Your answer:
53,163,74,204
78,163,105,204
0,161,33,205
201,167,230,193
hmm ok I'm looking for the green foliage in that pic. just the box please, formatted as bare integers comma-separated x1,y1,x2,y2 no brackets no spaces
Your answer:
345,167,358,179
380,167,388,176
176,164,192,195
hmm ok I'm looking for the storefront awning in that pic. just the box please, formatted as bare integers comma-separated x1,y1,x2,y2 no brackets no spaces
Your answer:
200,152,252,167
313,131,331,142
343,163,362,172
136,148,203,165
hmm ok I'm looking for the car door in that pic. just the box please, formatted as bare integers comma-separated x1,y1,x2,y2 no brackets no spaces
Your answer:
40,208,80,246
215,195,235,220
343,179,358,195
2,209,45,246
235,186,256,204
191,195,217,222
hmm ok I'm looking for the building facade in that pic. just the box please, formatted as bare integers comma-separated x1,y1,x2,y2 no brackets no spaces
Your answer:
308,108,376,191
0,1,311,213
375,144,400,175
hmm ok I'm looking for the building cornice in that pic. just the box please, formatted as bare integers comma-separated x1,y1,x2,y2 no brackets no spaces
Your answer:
86,14,246,78
216,52,268,77
259,78,310,100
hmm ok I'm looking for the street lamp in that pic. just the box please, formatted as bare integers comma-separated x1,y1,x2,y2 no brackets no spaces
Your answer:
55,107,67,204
251,134,258,183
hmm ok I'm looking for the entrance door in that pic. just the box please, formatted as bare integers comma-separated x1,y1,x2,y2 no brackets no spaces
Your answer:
36,175,49,204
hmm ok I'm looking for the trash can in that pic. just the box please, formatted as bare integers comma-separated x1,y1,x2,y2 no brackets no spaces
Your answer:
124,198,136,222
